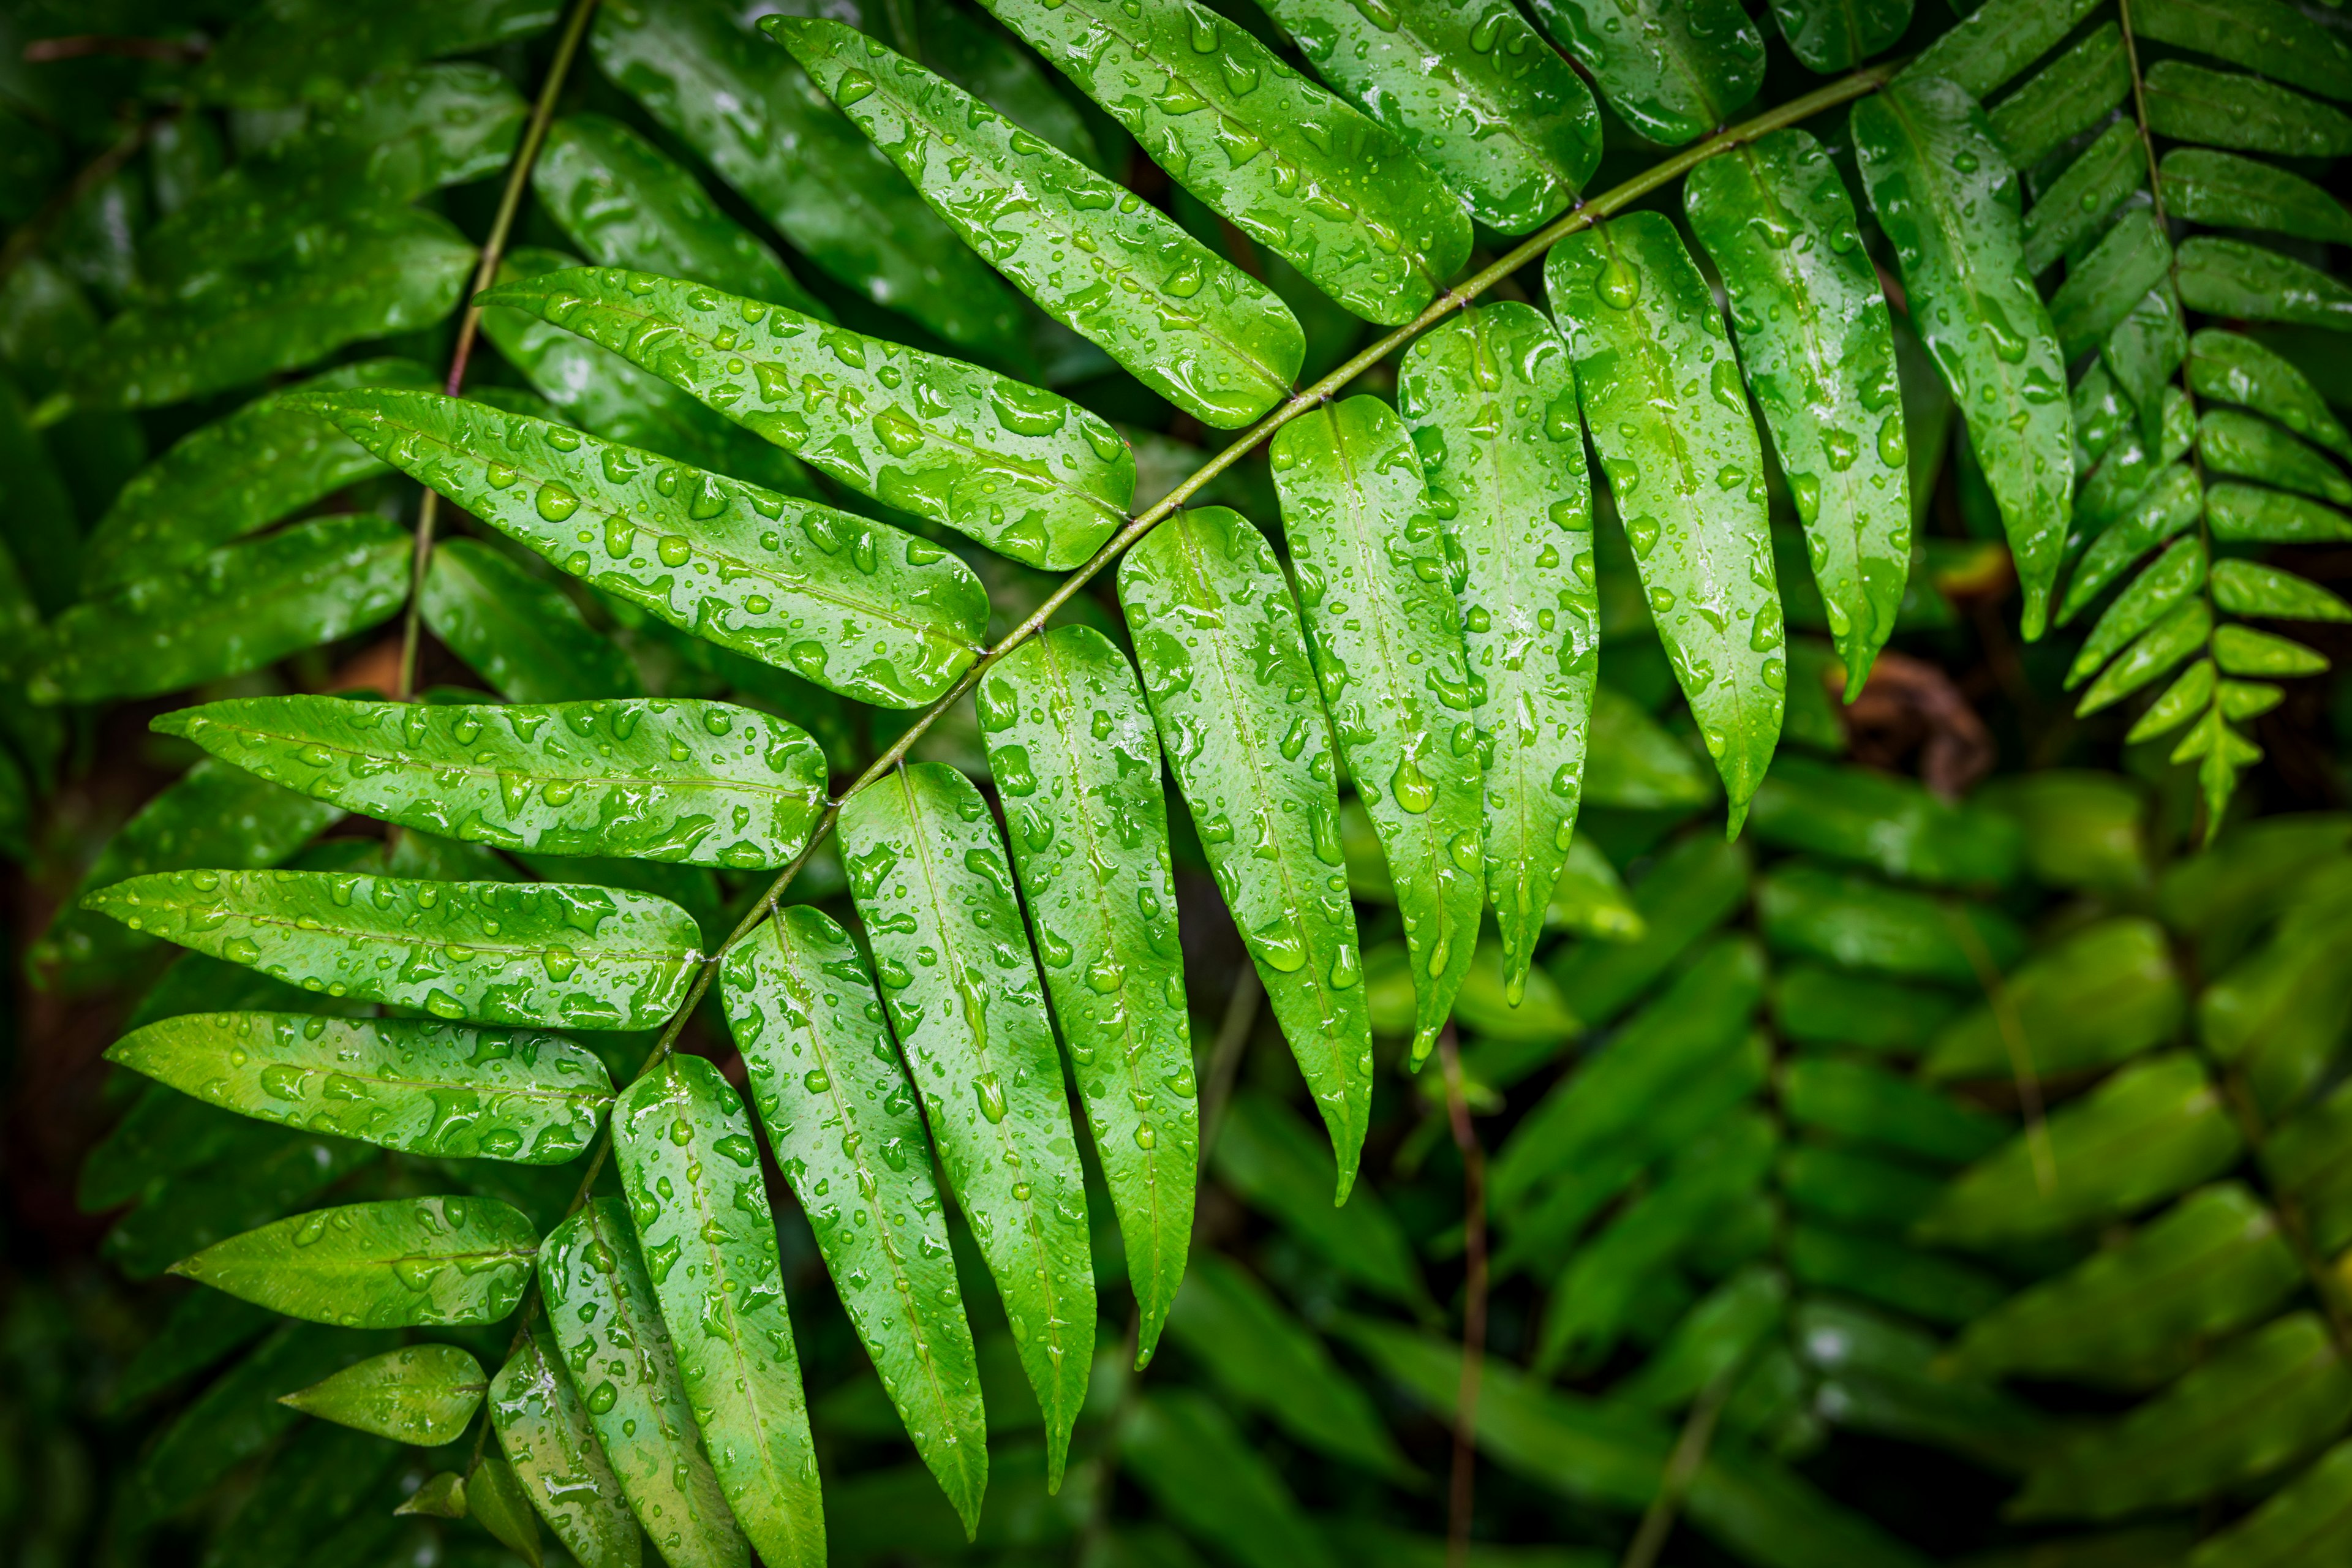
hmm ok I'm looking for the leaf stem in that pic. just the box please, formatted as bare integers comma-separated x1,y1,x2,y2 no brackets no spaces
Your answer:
395,0,601,702
1618,1370,1732,1568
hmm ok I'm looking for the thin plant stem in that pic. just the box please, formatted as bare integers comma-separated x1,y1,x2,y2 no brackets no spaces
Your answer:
1437,1027,1487,1568
1196,966,1264,1170
1619,1373,1733,1568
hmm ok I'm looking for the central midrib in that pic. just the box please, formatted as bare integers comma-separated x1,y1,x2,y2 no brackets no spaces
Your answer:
166,895,701,967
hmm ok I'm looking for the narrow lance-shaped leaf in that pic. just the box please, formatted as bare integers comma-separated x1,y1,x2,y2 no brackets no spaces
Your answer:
421,538,646,706
1765,0,1912,75
2177,237,2352,331
1255,0,1600,233
1117,508,1376,1197
2144,61,2352,157
839,763,1096,1488
491,1322,645,1568
79,358,434,594
159,696,829,870
189,0,557,107
106,1012,613,1164
1686,129,1910,696
1272,398,1483,1065
2188,328,2352,463
589,0,1026,358
2133,0,2352,105
1546,211,1784,830
974,0,1471,325
533,114,831,320
308,389,989,709
2212,559,2352,622
279,1343,488,1446
1396,304,1597,1007
777,17,1300,432
1521,0,1765,148
62,207,476,412
2200,409,2352,507
2022,121,2144,277
720,907,987,1533
612,1054,824,1568
475,270,1133,571
977,627,1197,1361
2049,212,2177,364
81,870,701,1031
1853,77,2071,639
1895,0,2098,99
28,516,410,707
1984,22,2128,173
172,1196,537,1327
538,1199,749,1568
2162,148,2352,247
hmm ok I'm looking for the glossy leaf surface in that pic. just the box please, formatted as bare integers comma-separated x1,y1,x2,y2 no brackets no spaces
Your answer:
1985,23,2127,173
1898,0,2099,102
2134,0,2352,105
1521,0,1764,148
2177,237,2352,331
2144,61,2352,157
422,539,644,705
2022,121,2143,277
173,1196,536,1327
490,1322,645,1568
190,0,557,107
280,1343,488,1446
2163,149,2352,246
1766,0,1912,75
2188,329,2352,463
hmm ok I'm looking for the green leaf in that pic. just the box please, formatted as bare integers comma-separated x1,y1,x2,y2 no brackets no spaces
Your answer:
173,1195,536,1326
1743,756,2021,887
63,207,476,412
2022,121,2144,278
2069,535,2207,687
1769,963,1959,1055
2188,328,2352,464
472,1451,548,1567
2050,211,2173,365
720,906,986,1530
612,1054,824,1568
1686,130,1911,696
590,0,1025,358
1781,1058,2007,1166
81,869,701,1030
1117,507,1375,1192
190,0,558,107
102,1118,380,1280
1256,0,1599,231
1523,0,1762,147
1547,835,1643,940
2213,559,2352,622
1952,1182,2299,1389
2013,1311,2352,1521
541,1197,749,1567
1781,1143,1943,1232
2145,60,2352,158
2062,462,2204,625
2208,481,2352,543
2215,622,2328,676
1210,1090,1424,1304
421,539,644,704
1787,1221,2006,1328
1765,0,1911,74
2163,148,2352,247
1896,0,2098,99
1583,685,1718,810
315,389,989,707
837,762,1095,1485
473,270,1132,572
204,1411,405,1568
975,627,1195,1360
2134,0,2352,105
533,114,831,321
2201,407,2352,507
1614,1264,1785,1411
2076,598,2213,717
2104,285,2189,458
2179,236,2352,331
78,358,432,595
279,1343,488,1445
160,695,827,869
1986,22,2128,172
106,1011,612,1163
1546,212,1784,824
1120,1389,1337,1568
1921,916,2185,1082
28,514,409,706
1754,861,2023,984
148,64,525,286
2128,659,2218,745
975,0,1471,325
107,1288,275,1414
778,18,1300,431
1855,78,2070,639
2186,1437,2352,1568
1395,304,1599,1001
1163,1253,1415,1479
1270,397,1483,1060
1540,835,1749,1034
491,1322,646,1568
32,758,343,993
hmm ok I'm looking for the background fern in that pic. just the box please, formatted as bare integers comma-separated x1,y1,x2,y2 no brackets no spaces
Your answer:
3,0,2352,1564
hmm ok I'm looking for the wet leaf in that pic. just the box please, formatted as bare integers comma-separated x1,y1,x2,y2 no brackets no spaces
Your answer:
533,114,831,320
2145,61,2352,158
2178,236,2352,330
106,1011,612,1163
1396,304,1598,1001
279,1343,488,1446
1853,78,2071,639
160,695,827,870
1985,22,2127,173
2060,461,2203,622
1272,397,1482,1061
2068,535,2207,685
2212,559,2352,622
2163,148,2352,246
2188,328,2352,464
976,627,1195,1362
720,906,987,1531
2200,408,2352,507
837,762,1095,1486
1522,0,1763,148
1896,0,2098,99
311,388,989,707
2021,121,2144,277
1755,861,2022,984
172,1195,536,1327
976,0,1471,325
780,17,1299,430
81,869,701,1031
2207,482,2352,544
28,514,409,706
2078,598,2214,717
1546,211,1784,826
474,269,1132,571
2135,0,2352,106
420,538,645,704
190,0,558,107
490,1322,646,1568
471,1452,547,1567
1686,129,1910,696
1117,507,1375,1194
612,1054,824,1568
1742,755,2020,887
